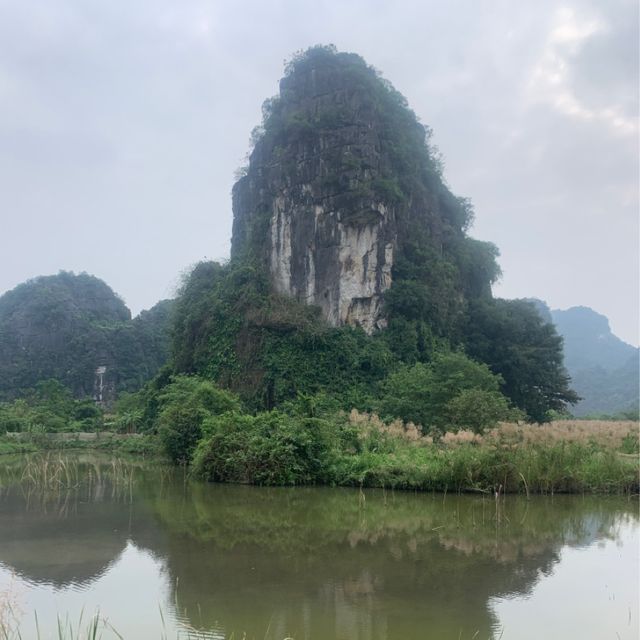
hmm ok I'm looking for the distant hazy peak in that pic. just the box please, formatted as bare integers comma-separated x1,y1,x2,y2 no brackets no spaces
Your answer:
525,300,638,416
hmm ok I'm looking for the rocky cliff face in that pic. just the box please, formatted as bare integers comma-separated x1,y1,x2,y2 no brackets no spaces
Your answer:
231,47,462,334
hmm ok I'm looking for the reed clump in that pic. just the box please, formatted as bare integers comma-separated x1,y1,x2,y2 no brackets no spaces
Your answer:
332,437,638,495
340,418,639,494
0,607,122,640
0,575,22,640
0,454,140,505
348,409,431,446
485,420,639,450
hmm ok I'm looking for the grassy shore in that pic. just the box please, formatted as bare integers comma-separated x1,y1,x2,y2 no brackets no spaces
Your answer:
0,432,160,458
330,417,639,494
1,420,637,495
193,414,640,495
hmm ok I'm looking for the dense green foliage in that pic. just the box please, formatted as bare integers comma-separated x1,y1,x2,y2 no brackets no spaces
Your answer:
465,299,579,423
190,406,638,493
170,256,575,423
171,261,394,410
378,353,522,432
0,379,103,434
170,46,576,424
155,375,240,463
0,272,173,400
193,410,339,485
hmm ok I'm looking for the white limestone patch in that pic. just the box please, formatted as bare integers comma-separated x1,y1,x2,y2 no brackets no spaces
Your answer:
270,195,292,294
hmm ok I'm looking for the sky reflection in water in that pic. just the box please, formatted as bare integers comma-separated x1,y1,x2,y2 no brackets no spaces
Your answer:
0,454,637,639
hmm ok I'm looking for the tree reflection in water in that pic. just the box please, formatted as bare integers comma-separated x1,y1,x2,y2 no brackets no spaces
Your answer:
0,455,636,640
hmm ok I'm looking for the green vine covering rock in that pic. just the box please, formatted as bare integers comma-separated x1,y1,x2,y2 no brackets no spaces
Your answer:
172,45,577,424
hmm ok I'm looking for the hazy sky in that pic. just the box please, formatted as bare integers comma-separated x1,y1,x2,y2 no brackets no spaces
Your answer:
1,0,638,345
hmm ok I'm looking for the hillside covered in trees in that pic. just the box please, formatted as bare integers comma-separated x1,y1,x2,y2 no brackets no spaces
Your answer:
0,272,172,402
0,48,579,436
4,47,638,491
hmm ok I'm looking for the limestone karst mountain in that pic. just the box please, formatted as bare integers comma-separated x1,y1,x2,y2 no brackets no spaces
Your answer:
172,46,577,421
231,45,497,336
529,300,639,417
0,47,579,422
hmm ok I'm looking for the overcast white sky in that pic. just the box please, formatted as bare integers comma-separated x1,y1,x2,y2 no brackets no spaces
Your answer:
0,0,638,345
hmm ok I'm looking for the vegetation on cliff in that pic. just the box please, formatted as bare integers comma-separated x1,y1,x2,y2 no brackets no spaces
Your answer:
151,46,589,486
549,304,638,417
233,44,501,338
171,46,577,425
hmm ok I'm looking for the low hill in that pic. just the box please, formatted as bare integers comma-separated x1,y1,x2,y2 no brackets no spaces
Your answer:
0,272,173,402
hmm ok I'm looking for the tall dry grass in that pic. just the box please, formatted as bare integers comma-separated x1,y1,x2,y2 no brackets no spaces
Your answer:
348,409,432,446
442,420,639,450
0,575,22,640
348,410,638,452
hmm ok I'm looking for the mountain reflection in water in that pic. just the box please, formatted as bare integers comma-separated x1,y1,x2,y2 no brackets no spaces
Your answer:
0,453,637,639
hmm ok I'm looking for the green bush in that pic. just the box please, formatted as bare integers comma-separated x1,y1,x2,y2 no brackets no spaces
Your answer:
444,388,522,433
378,351,514,433
620,431,640,454
0,382,105,434
193,411,338,485
156,375,241,463
158,405,206,464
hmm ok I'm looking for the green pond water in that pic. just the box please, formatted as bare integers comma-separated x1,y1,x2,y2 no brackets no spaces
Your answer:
0,453,637,639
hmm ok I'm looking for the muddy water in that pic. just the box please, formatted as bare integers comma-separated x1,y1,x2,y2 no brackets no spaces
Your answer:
0,454,637,639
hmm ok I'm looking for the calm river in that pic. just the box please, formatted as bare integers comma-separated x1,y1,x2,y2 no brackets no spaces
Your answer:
0,454,637,639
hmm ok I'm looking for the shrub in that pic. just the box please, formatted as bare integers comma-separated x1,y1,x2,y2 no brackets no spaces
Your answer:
156,375,241,464
378,351,514,433
158,405,207,464
444,388,521,434
193,411,338,485
621,430,640,454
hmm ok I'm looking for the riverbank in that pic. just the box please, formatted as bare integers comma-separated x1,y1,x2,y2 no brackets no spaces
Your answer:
1,420,637,495
352,420,639,494
192,416,639,495
0,432,160,457
327,439,639,494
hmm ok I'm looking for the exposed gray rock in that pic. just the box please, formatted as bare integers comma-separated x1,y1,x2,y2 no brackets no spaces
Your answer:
231,46,482,339
232,58,409,333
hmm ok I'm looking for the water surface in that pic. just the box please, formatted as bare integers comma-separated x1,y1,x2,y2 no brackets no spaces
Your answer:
0,454,637,639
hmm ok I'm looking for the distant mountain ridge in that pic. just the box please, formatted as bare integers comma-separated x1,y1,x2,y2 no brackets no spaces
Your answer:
530,300,638,417
551,306,637,373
